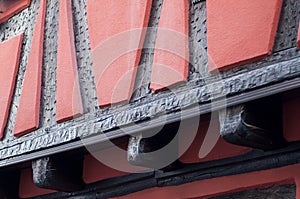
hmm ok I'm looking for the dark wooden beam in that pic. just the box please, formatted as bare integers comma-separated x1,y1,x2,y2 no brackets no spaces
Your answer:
210,184,296,199
219,96,287,150
32,156,84,192
29,141,300,199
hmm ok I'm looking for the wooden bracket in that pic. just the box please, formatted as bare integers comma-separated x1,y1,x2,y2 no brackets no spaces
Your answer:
220,96,287,150
128,122,182,171
32,156,84,192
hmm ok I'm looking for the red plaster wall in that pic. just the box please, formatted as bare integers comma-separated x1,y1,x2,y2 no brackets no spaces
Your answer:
179,120,250,164
283,89,300,142
19,168,55,198
87,0,152,107
150,0,189,92
56,0,83,122
0,0,30,24
14,0,46,137
83,154,128,184
207,0,282,71
0,33,23,139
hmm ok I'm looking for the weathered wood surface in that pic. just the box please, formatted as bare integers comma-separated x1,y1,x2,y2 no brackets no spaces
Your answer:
211,184,296,199
220,96,286,150
32,156,84,192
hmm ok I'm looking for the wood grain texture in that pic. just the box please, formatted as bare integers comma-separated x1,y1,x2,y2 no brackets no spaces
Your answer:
211,184,296,199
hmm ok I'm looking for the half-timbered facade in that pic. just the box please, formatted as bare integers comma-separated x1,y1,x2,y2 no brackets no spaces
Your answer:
0,0,299,198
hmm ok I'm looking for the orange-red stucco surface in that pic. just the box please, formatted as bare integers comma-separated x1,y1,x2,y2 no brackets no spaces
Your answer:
19,169,56,198
87,0,152,107
0,34,23,139
0,0,30,24
150,0,189,91
179,119,250,164
207,0,282,71
14,0,46,137
283,89,300,142
56,0,83,122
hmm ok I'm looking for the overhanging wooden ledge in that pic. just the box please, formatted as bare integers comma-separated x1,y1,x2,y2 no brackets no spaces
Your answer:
0,54,299,162
0,77,299,169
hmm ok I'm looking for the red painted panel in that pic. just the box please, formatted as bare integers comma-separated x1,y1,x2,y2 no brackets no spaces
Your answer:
14,0,46,137
283,89,300,142
87,0,152,107
150,0,189,92
179,120,250,164
111,164,300,199
207,0,282,71
0,0,30,24
0,34,23,140
83,154,128,184
19,168,56,199
297,22,300,49
56,0,83,122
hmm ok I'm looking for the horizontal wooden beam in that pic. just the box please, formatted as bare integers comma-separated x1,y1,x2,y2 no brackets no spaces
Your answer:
0,79,299,169
29,141,300,199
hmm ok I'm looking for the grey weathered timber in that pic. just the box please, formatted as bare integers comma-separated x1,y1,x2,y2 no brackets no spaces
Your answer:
130,0,163,101
40,0,59,128
32,156,84,192
211,184,296,199
273,0,300,52
128,122,182,170
127,0,165,169
219,96,287,150
189,0,209,78
72,0,99,113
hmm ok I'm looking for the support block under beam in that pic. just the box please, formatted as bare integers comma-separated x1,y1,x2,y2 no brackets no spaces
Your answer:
219,96,286,150
128,122,182,171
32,156,84,192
